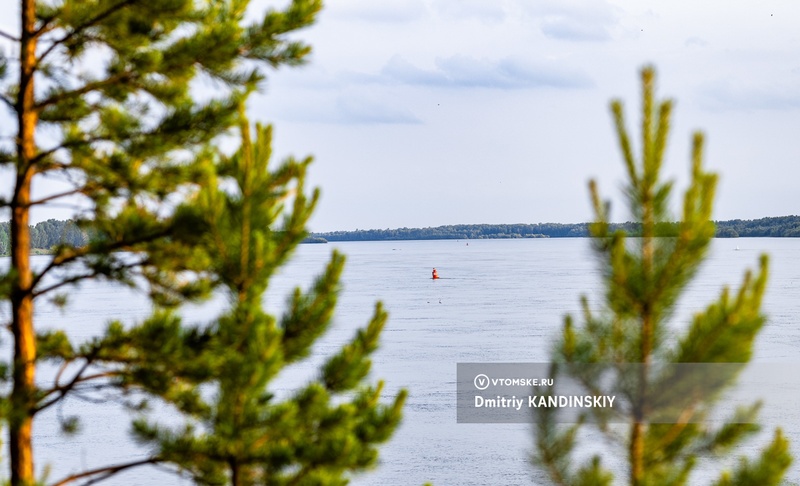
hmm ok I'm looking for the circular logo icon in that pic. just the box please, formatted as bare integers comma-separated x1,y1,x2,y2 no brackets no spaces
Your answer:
474,373,490,390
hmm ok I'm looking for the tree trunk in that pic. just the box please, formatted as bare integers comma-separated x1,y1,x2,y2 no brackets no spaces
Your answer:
230,458,240,486
630,162,655,485
10,0,39,484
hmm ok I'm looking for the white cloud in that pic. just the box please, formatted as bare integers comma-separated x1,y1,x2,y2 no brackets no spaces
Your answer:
328,0,428,23
380,56,448,86
379,55,593,89
525,0,620,42
242,0,800,230
430,0,509,23
334,96,422,124
540,17,611,41
698,80,800,112
269,93,421,125
685,36,708,47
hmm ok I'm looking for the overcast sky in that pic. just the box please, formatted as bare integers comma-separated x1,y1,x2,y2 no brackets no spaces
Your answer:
4,1,800,231
252,0,800,231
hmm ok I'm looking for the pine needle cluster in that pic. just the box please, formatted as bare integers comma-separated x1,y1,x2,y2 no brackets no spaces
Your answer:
2,1,406,484
532,67,792,486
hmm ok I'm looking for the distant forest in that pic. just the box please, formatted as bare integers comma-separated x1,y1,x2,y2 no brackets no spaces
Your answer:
2,216,799,255
311,215,800,242
0,219,87,256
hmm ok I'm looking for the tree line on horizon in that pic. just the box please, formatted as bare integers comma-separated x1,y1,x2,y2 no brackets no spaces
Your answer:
0,219,87,255
3,214,799,257
310,215,800,242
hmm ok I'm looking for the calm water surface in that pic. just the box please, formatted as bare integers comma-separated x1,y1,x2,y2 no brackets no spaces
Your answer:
6,238,800,484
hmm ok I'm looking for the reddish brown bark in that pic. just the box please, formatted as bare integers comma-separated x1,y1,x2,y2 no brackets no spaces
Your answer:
10,0,39,484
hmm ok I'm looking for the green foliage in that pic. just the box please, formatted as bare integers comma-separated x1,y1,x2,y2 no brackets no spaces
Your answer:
125,114,406,485
2,0,324,282
712,430,792,486
1,1,408,485
532,67,791,485
714,216,800,238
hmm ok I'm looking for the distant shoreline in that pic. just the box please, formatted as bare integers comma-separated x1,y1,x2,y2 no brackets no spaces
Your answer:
2,216,798,255
307,215,800,243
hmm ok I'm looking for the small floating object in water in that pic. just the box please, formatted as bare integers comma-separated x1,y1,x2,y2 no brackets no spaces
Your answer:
432,268,439,279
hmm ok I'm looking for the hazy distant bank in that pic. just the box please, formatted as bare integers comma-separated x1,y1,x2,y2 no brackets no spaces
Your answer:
2,216,798,256
308,215,800,243
309,216,800,243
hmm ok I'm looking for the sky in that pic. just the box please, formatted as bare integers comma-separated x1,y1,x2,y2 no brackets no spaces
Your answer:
3,0,800,231
251,0,800,231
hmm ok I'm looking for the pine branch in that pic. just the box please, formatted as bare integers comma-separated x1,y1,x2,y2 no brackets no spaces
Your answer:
0,93,15,111
53,361,72,391
32,263,140,298
0,29,19,42
33,14,59,38
35,72,134,112
32,248,100,289
648,403,698,454
37,363,118,413
31,135,112,166
711,429,791,486
6,2,338,484
31,230,167,289
69,387,127,405
37,341,119,413
534,67,789,486
28,187,88,206
610,101,638,187
49,457,160,486
36,0,142,67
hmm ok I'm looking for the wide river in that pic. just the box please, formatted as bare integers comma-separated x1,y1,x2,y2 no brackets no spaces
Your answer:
7,238,800,484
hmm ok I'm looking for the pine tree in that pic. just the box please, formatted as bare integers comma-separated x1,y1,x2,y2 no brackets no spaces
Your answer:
125,111,407,485
1,1,326,484
532,67,792,485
